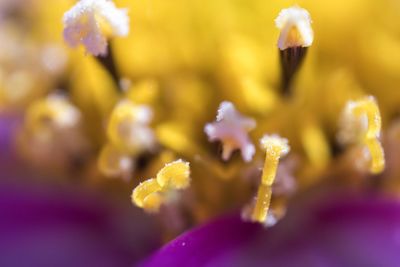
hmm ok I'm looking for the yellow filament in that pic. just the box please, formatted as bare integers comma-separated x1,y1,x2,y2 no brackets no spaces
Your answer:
251,185,272,223
131,178,162,208
98,143,132,178
352,97,381,139
107,101,135,147
261,154,280,186
365,138,385,174
251,135,290,223
156,160,190,189
348,96,385,174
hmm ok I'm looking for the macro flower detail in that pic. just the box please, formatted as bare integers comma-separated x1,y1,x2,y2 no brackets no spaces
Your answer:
17,94,89,171
132,160,191,213
63,0,129,56
338,95,385,174
248,134,290,224
3,0,400,266
107,100,155,154
204,101,256,162
98,143,134,180
142,192,400,267
98,99,155,180
275,6,313,50
276,6,313,94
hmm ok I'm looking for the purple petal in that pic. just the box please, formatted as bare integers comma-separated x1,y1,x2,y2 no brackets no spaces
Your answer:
142,191,400,267
0,182,161,267
0,114,161,267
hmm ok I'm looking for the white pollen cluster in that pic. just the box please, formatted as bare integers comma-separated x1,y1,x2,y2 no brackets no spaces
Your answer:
275,6,313,50
63,0,129,56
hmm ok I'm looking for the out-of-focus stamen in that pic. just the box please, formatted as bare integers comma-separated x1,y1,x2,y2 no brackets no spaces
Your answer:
338,96,385,174
107,99,155,155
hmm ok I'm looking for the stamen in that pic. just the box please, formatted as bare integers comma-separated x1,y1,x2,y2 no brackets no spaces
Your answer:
25,94,81,137
251,134,290,223
156,160,190,190
204,101,256,162
63,0,129,57
132,178,162,209
63,0,129,91
107,99,155,155
131,159,191,213
259,135,290,185
275,6,313,50
365,136,385,174
251,184,272,223
275,6,313,94
98,143,134,181
338,96,385,174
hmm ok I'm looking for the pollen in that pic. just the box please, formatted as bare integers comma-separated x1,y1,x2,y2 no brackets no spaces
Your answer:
275,6,313,50
156,160,191,190
62,0,129,56
338,96,385,174
131,159,191,213
204,101,256,162
251,134,290,223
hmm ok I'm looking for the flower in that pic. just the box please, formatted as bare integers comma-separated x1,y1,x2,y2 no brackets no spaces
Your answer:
63,0,129,56
204,101,256,162
141,191,400,267
275,6,313,50
3,1,400,266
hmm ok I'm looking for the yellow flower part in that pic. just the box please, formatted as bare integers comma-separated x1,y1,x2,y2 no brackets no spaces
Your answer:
97,143,134,181
251,184,272,223
25,94,81,137
131,178,162,209
107,99,155,154
131,159,191,213
251,134,290,224
156,160,190,190
259,135,290,186
338,96,385,174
